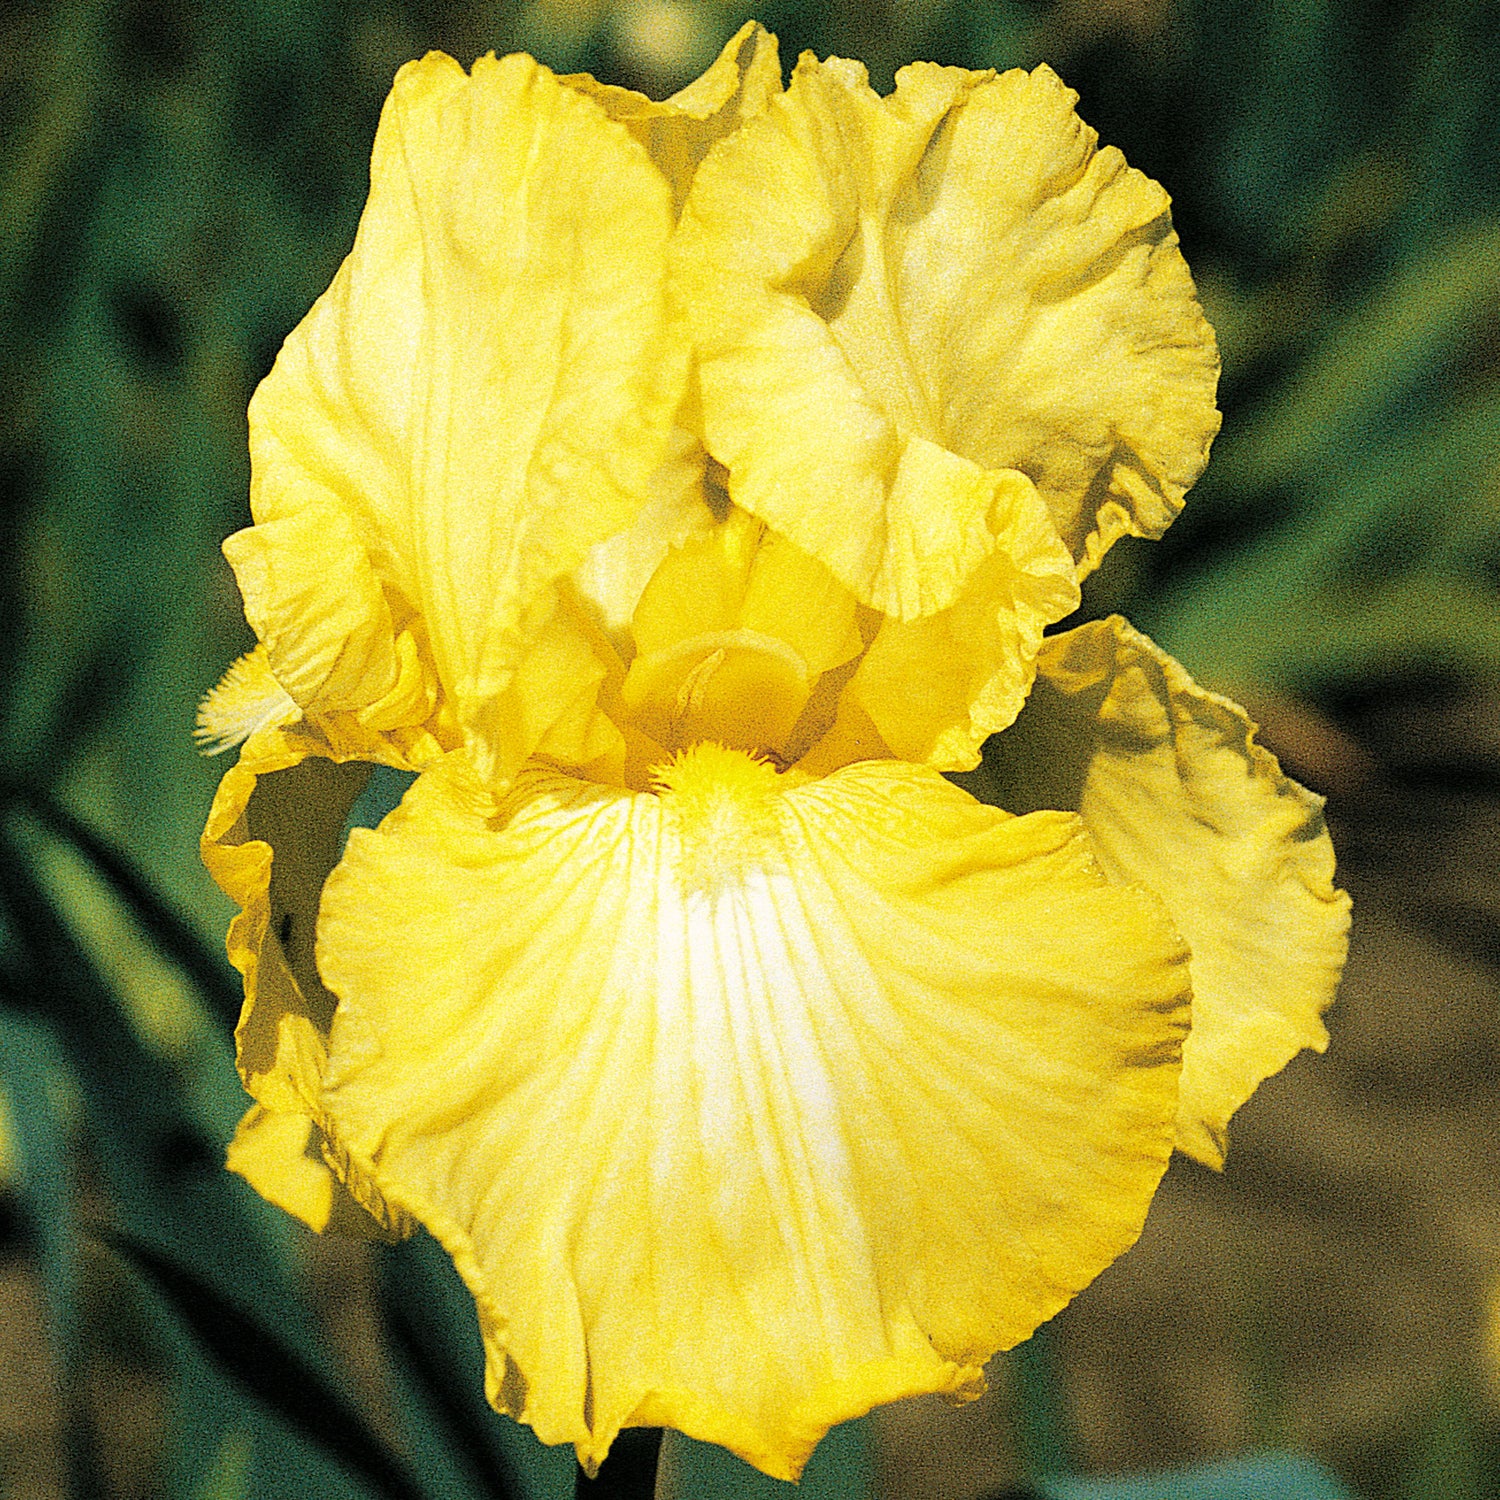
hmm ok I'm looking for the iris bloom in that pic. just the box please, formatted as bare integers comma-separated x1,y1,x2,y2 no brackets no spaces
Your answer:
198,23,1348,1481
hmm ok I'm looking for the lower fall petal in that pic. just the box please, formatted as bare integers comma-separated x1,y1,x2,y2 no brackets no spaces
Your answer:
226,1104,401,1240
313,747,1190,1479
201,725,409,1236
972,616,1350,1168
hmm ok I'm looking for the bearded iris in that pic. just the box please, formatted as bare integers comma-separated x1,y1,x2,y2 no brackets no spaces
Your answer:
198,22,1348,1482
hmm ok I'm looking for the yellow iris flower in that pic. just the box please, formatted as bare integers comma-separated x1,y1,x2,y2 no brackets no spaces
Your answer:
197,22,1348,1481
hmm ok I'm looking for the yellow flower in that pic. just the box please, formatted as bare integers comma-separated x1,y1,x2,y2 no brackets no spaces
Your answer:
198,22,1346,1481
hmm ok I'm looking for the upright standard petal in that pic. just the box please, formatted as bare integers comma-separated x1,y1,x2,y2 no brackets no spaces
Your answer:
563,20,783,212
839,469,1078,769
221,497,429,722
973,616,1350,1167
675,54,1219,594
242,50,683,781
315,747,1191,1479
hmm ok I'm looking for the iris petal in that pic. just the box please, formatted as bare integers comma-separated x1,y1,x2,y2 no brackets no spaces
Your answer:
315,748,1190,1477
201,726,409,1235
676,55,1219,594
622,505,864,758
222,497,416,719
842,469,1078,770
563,20,782,212
973,616,1350,1167
240,50,683,783
226,1105,400,1240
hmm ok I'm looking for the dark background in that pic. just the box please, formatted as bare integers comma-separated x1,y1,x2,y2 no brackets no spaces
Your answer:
2,3,1498,1497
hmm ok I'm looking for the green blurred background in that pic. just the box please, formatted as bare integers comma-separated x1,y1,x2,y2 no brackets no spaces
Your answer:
3,2,1499,1498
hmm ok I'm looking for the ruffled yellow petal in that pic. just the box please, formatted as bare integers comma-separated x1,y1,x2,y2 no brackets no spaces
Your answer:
973,617,1350,1167
841,469,1078,770
466,584,630,784
201,726,409,1234
315,746,1190,1479
244,49,683,782
571,426,718,646
226,1105,397,1239
564,20,782,211
675,55,1219,592
221,496,436,724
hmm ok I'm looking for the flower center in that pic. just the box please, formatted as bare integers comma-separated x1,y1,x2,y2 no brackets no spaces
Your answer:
621,628,813,757
652,741,786,890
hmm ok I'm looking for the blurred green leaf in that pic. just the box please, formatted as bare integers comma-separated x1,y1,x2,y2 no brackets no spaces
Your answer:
0,808,298,1303
0,0,99,304
660,1417,871,1499
195,1430,254,1500
0,1003,109,1496
1394,1372,1499,1500
1037,1450,1358,1500
1147,219,1500,697
0,1008,77,1355
3,781,240,1025
103,1229,430,1500
381,1231,567,1500
1009,1324,1075,1482
10,800,246,1139
87,1233,395,1500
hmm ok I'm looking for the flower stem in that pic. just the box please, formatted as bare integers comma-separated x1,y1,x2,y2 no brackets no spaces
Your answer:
575,1428,663,1500
1011,1323,1073,1478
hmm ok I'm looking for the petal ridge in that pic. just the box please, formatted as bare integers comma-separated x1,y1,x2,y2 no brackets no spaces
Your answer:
563,21,783,212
